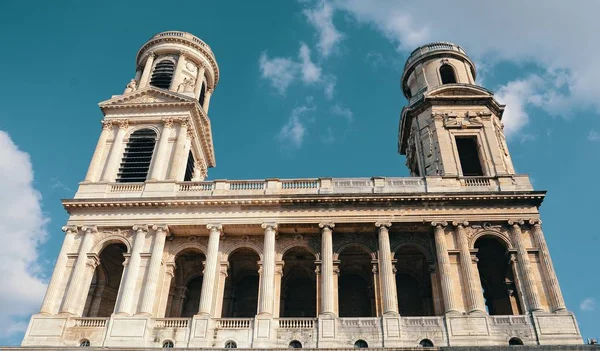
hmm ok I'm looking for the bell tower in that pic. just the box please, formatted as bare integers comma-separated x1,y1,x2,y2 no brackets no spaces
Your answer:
82,31,219,185
399,42,515,179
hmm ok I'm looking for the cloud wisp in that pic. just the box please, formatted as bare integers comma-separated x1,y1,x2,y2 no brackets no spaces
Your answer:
259,43,322,95
580,297,596,312
303,0,344,58
278,105,315,149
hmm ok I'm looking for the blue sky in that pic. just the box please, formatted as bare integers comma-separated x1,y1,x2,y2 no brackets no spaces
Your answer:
0,0,598,345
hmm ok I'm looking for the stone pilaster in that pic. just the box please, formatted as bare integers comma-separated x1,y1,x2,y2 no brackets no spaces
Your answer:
157,262,176,318
432,221,459,314
84,121,113,182
138,225,168,315
167,118,189,181
453,221,485,314
115,225,147,315
171,51,186,92
60,225,96,315
376,221,399,316
203,89,213,112
529,219,566,312
258,223,277,316
198,224,222,315
148,118,173,181
100,119,128,182
319,222,335,316
194,66,206,99
40,226,78,315
509,219,543,312
139,52,155,88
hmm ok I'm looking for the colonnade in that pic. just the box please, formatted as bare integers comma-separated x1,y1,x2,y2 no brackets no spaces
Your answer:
42,220,567,319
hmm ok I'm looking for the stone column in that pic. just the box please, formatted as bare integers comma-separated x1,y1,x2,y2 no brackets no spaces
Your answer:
509,220,543,312
167,118,190,180
84,121,113,182
138,225,169,315
171,51,186,92
319,222,335,316
258,223,277,316
376,221,399,316
100,119,129,182
60,226,96,315
115,225,147,315
40,226,78,314
453,221,485,314
148,118,174,181
139,52,156,88
274,261,284,317
198,224,222,315
529,219,566,312
432,221,459,314
194,66,206,99
203,89,213,112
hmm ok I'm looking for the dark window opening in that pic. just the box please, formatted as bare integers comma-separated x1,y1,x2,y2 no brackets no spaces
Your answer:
440,64,457,84
150,60,175,89
289,340,303,348
509,337,524,346
184,151,195,181
199,82,206,106
403,86,412,99
162,340,174,348
419,339,434,347
80,339,91,347
354,340,368,349
117,129,156,183
224,341,237,349
456,137,484,176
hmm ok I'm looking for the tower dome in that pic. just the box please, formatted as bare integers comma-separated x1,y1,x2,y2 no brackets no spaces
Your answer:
401,42,476,100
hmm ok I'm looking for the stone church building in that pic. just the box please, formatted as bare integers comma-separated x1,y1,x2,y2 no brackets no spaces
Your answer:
15,31,585,349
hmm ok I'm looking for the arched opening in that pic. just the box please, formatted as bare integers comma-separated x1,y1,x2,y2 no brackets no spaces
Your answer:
79,339,91,347
509,337,524,346
162,340,174,348
395,246,434,316
150,60,175,89
222,248,260,317
165,249,206,317
83,243,126,317
224,340,237,349
116,129,157,183
199,82,206,106
354,339,368,348
475,236,522,315
338,246,375,317
289,340,303,348
419,339,434,347
440,64,457,84
281,247,316,317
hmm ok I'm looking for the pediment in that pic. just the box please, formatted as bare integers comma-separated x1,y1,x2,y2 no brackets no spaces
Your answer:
99,87,195,107
426,84,493,98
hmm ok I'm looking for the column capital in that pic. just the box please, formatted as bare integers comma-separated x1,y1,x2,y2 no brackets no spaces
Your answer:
152,224,169,234
178,117,191,128
319,222,335,230
261,222,278,231
61,225,79,235
178,50,188,57
508,219,525,227
431,221,448,229
161,117,174,129
86,254,100,269
452,220,469,228
117,119,129,130
206,223,223,233
101,120,113,130
133,224,149,233
528,218,542,227
147,51,156,59
375,221,392,229
81,226,98,234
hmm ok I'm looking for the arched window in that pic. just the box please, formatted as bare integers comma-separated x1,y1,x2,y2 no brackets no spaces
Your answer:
440,64,457,84
199,82,206,106
289,340,302,348
354,339,368,348
79,339,90,347
419,339,434,347
222,248,260,318
509,337,524,346
224,340,237,348
184,151,195,181
281,247,316,317
395,246,434,316
150,60,175,89
165,249,206,317
338,246,375,317
117,129,157,183
82,243,126,317
162,340,174,348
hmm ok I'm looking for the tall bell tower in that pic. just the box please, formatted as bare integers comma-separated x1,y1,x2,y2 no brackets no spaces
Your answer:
399,42,515,180
82,31,219,186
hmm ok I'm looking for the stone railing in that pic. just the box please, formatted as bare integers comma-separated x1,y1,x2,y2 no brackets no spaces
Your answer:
72,317,108,328
402,316,443,327
339,318,380,328
75,175,533,199
155,318,190,328
490,315,529,325
405,41,467,69
215,318,252,329
151,31,213,54
278,318,316,329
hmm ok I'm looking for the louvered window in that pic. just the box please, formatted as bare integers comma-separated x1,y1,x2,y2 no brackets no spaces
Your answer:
199,82,206,106
150,60,175,89
116,129,157,183
184,151,195,181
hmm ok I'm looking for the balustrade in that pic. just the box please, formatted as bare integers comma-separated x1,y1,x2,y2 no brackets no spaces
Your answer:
215,318,252,329
178,182,213,192
402,317,443,327
73,318,108,328
155,318,190,328
229,181,265,191
339,318,380,328
278,318,316,329
110,183,144,192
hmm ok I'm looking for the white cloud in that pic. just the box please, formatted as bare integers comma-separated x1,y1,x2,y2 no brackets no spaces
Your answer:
303,0,344,57
323,75,336,100
333,0,600,134
259,43,322,95
494,76,542,138
580,297,596,312
0,131,49,339
331,104,353,123
589,130,600,142
278,106,314,148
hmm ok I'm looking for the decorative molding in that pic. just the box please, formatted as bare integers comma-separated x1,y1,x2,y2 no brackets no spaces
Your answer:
101,120,113,131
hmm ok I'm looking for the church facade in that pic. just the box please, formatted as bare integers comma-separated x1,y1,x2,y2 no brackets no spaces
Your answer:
18,31,583,349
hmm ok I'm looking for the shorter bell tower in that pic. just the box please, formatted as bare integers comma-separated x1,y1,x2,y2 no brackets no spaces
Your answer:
81,31,219,186
399,42,515,179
